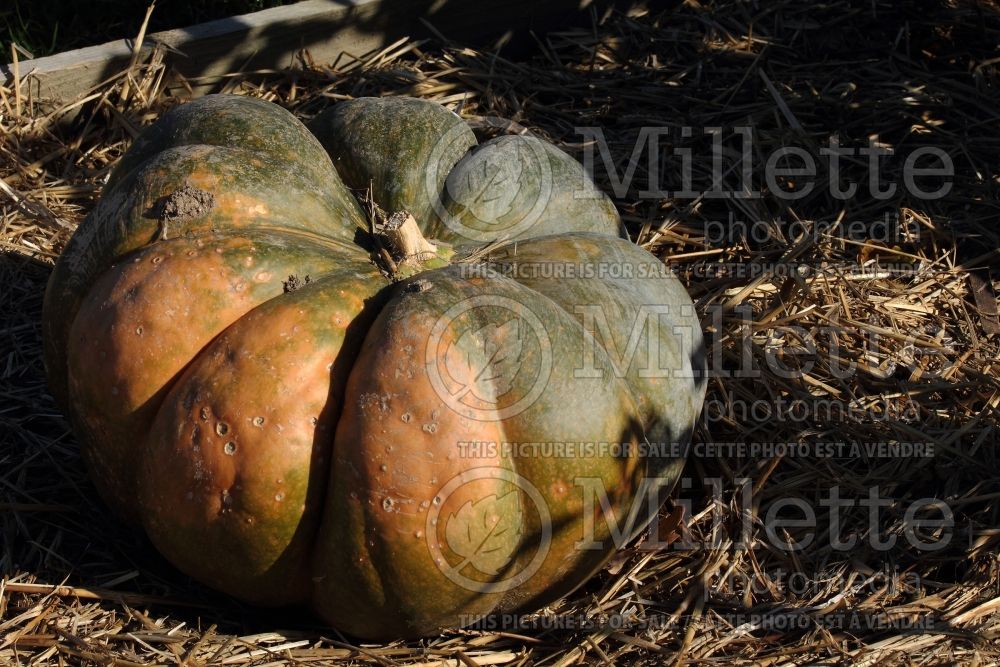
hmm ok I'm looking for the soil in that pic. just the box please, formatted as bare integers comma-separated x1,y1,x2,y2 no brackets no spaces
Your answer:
282,274,311,293
159,185,216,223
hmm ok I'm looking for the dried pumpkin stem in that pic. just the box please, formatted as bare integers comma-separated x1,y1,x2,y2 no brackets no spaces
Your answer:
379,211,438,262
375,211,451,278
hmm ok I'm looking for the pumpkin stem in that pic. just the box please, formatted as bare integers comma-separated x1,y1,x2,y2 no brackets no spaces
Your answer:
374,211,452,279
378,211,437,263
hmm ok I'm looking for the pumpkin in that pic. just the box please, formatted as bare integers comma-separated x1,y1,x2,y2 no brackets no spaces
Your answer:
43,94,705,639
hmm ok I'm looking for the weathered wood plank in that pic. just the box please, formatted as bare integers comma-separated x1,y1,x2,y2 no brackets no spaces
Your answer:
2,0,588,104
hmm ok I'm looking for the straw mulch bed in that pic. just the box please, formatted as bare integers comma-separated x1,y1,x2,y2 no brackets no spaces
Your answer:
2,1,999,664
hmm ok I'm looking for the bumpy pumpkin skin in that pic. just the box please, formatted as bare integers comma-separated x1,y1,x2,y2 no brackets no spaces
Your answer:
43,95,368,521
45,94,705,640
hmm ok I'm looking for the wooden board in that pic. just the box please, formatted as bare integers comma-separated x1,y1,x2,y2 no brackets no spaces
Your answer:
2,0,591,104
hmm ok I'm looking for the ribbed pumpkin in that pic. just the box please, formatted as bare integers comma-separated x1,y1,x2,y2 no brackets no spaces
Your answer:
43,94,705,639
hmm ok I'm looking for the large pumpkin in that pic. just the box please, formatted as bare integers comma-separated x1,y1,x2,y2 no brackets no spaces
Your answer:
43,94,705,638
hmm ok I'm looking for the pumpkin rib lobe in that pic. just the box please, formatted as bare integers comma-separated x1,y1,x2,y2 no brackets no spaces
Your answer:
67,228,375,521
137,266,389,605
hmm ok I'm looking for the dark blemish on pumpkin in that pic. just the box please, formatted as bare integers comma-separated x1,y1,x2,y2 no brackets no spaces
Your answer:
283,274,312,293
274,491,285,502
382,497,395,511
135,325,143,335
216,421,229,436
405,279,432,293
220,489,233,514
400,412,412,423
223,441,237,456
200,407,210,421
253,416,265,427
358,392,391,414
422,422,437,433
